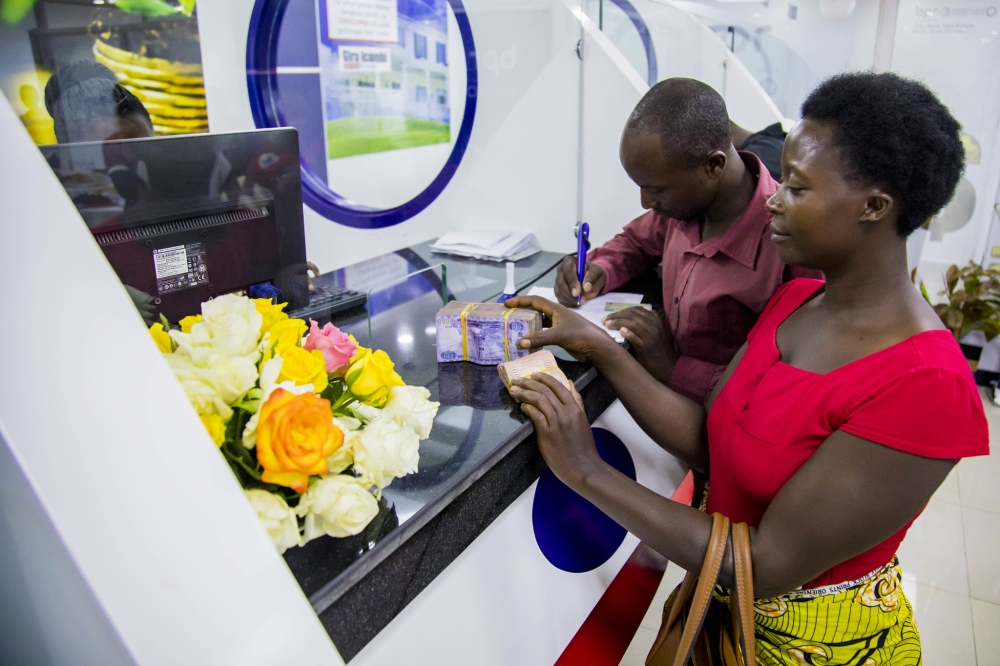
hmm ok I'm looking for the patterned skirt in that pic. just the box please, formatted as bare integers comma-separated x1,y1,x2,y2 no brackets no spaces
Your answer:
714,558,920,665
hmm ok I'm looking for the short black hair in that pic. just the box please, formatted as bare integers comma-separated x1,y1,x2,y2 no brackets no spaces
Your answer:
801,72,964,237
44,59,152,143
625,78,731,166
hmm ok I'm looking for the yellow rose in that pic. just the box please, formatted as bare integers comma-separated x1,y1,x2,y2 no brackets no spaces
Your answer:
200,413,227,447
262,318,308,362
349,341,370,364
178,314,203,334
276,346,329,392
149,323,173,353
256,389,344,493
345,349,404,407
254,298,289,336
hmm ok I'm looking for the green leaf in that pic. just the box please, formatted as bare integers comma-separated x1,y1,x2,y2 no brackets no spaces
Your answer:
178,0,195,14
110,0,180,17
947,308,964,332
1,0,38,24
946,264,960,294
919,280,932,304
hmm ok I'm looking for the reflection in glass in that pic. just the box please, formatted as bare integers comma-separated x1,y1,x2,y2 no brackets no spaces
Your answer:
0,0,207,145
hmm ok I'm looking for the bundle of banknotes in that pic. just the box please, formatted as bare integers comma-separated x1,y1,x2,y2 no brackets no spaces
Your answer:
436,302,541,365
498,350,584,412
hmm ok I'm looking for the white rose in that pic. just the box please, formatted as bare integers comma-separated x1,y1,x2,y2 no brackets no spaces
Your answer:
241,353,315,449
350,402,382,423
382,385,440,439
193,294,263,357
352,414,420,491
295,475,379,541
245,489,300,554
325,417,361,474
205,354,258,404
164,354,232,420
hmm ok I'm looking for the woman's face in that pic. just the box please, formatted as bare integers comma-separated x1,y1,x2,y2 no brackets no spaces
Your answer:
766,119,891,271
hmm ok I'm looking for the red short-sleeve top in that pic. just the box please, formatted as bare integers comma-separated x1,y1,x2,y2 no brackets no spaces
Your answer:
706,278,990,588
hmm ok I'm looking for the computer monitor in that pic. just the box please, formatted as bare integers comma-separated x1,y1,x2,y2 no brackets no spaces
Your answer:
40,128,309,323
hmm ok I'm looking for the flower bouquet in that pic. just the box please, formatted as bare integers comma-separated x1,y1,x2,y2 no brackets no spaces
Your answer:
149,294,439,553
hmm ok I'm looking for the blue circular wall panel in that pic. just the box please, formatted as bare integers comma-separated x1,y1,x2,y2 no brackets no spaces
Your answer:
532,427,636,573
246,0,478,229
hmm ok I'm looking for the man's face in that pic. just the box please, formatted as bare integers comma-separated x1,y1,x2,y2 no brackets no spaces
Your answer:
619,131,716,220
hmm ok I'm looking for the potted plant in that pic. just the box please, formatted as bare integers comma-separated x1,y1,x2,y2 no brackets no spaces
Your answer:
916,262,1000,373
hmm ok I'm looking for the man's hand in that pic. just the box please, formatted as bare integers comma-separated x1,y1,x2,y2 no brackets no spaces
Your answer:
555,256,607,307
603,307,676,385
504,295,617,363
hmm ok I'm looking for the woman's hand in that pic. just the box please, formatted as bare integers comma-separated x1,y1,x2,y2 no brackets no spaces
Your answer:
504,295,616,363
510,372,604,487
603,307,677,385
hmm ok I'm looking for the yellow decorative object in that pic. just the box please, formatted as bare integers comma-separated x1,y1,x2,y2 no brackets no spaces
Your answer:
94,38,207,136
255,389,344,493
95,39,202,77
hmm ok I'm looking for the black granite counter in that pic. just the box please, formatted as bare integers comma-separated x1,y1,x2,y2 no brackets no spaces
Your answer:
282,242,617,660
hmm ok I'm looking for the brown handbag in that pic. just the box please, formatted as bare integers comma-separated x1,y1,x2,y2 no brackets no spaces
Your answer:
645,513,756,666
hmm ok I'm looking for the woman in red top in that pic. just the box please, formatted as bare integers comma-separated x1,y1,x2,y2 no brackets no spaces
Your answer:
506,72,989,664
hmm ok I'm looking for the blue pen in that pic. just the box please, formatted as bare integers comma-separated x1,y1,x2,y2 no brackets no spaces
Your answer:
576,222,590,305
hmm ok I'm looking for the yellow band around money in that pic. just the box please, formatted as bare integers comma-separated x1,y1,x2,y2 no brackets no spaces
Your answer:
460,303,479,362
503,308,515,362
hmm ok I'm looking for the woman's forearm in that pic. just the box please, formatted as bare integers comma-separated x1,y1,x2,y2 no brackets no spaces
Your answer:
589,340,709,471
578,463,796,597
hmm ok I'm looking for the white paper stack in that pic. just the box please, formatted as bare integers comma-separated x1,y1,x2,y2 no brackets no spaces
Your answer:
430,230,539,262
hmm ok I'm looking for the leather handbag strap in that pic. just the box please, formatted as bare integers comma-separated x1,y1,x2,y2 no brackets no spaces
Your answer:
671,512,730,666
729,522,755,666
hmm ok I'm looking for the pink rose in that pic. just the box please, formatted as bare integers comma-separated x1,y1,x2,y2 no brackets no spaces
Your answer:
304,320,358,374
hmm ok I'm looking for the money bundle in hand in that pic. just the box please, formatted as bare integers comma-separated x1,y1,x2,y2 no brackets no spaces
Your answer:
436,302,542,365
498,350,584,412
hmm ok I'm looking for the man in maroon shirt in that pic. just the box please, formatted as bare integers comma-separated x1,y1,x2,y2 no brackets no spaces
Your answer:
555,78,818,404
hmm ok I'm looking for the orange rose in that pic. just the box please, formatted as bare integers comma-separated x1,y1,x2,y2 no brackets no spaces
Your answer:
256,388,343,493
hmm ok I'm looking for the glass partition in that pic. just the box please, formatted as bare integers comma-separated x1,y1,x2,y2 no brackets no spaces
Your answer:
582,0,727,92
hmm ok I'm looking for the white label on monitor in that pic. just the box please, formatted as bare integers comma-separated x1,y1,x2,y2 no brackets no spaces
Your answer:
154,246,189,279
154,243,208,294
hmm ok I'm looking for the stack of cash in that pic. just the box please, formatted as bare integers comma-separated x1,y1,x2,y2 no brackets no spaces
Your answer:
436,302,541,365
498,350,584,412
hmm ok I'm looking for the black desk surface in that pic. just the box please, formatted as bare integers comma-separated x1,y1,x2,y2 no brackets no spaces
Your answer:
284,241,618,660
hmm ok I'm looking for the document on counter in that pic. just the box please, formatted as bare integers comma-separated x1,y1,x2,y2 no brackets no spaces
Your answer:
524,286,643,343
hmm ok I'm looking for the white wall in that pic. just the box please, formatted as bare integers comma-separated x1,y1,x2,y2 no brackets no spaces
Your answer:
0,432,136,666
577,8,648,247
0,95,342,666
891,0,1000,268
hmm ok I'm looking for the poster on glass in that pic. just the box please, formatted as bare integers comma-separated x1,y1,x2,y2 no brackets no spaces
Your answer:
317,0,450,168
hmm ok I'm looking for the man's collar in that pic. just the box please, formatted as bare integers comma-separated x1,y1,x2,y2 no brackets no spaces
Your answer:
686,152,776,270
